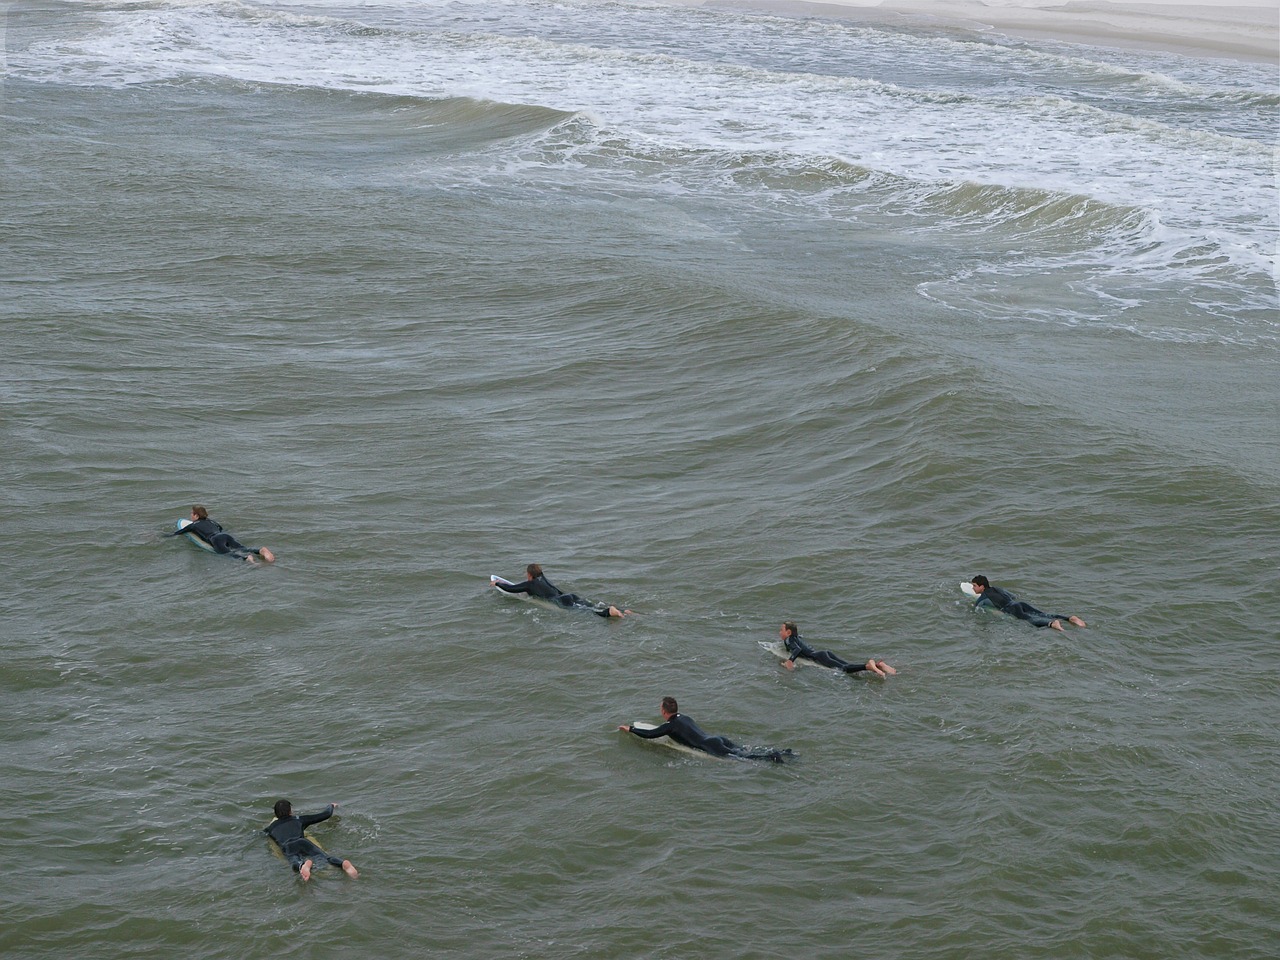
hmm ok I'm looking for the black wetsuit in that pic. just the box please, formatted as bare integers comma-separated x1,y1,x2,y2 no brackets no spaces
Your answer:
974,585,1068,629
496,574,614,618
169,517,263,560
628,713,792,763
783,631,869,673
264,805,346,872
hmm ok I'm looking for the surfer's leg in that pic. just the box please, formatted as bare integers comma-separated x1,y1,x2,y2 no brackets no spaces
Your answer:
851,658,886,677
1007,601,1057,628
743,747,792,763
703,736,738,758
320,855,355,880
812,650,853,670
292,840,326,879
282,843,311,877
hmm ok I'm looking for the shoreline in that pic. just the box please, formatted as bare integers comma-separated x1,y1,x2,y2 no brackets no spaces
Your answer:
680,1,1280,64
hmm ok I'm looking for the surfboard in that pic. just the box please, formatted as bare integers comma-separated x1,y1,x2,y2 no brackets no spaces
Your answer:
758,640,826,669
176,518,217,553
490,574,558,609
624,721,721,760
960,581,978,597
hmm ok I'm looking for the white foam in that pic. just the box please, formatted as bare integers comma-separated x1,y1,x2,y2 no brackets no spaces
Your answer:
11,0,1278,299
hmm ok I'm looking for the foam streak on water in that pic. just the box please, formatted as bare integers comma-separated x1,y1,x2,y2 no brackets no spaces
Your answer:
11,0,1280,303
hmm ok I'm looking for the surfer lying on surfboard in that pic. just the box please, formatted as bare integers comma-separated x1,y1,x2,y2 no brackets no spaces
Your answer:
168,505,275,564
779,622,896,677
492,564,632,618
620,697,793,763
264,800,358,882
967,576,1086,631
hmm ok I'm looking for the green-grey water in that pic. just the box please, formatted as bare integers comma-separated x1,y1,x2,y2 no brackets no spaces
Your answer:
3,1,1278,957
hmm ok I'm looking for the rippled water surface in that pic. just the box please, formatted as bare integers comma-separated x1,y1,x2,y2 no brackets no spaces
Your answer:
2,1,1278,957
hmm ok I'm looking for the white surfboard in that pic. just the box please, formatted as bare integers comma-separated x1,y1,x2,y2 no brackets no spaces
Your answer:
176,518,217,553
624,721,722,759
490,574,560,609
758,640,826,669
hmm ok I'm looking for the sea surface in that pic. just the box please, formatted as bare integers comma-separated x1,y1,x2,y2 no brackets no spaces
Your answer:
2,1,1278,957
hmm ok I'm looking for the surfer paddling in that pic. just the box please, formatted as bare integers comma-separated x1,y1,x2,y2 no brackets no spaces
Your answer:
168,505,275,564
620,697,793,763
491,564,632,618
778,622,896,677
967,575,1086,631
264,800,358,882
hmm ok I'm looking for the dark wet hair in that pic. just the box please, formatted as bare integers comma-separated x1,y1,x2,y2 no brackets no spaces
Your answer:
661,696,678,715
192,505,209,520
971,575,989,588
273,799,292,820
526,563,543,578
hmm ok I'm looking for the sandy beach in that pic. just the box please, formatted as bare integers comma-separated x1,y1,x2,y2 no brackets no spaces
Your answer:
685,0,1280,63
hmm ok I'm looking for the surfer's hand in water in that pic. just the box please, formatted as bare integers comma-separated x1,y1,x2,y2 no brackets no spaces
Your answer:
783,659,796,670
618,725,631,733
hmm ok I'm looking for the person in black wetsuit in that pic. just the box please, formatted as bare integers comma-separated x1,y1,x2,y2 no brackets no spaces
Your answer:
619,696,793,763
968,575,1086,631
264,800,358,882
167,505,275,564
491,564,632,618
778,622,896,678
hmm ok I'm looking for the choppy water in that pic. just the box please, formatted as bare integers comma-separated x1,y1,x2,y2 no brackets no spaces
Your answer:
2,1,1278,957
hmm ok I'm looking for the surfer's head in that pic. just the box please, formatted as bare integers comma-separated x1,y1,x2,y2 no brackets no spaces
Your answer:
970,575,989,592
526,563,543,580
780,621,798,640
660,696,678,718
191,504,209,521
273,799,292,820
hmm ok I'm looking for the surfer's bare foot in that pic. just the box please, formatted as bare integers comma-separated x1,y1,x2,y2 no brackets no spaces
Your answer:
1068,615,1086,627
342,860,358,879
1049,619,1065,631
865,659,886,677
877,660,897,675
259,547,276,563
299,859,313,882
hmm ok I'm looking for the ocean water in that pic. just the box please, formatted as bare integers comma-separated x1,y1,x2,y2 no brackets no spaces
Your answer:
2,1,1277,957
